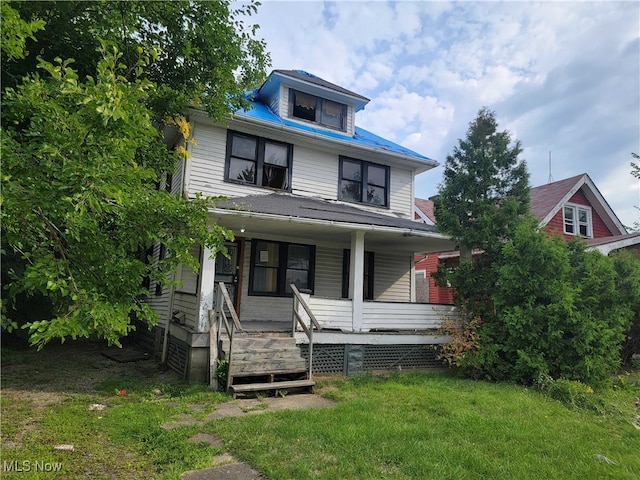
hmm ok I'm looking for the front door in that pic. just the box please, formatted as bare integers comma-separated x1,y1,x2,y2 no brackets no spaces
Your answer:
215,242,241,313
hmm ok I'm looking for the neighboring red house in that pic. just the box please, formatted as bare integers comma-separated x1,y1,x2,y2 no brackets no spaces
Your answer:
414,197,455,304
415,173,640,304
529,173,640,255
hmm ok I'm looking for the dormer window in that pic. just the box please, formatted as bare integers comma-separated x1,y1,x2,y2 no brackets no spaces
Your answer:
564,204,592,237
289,89,346,131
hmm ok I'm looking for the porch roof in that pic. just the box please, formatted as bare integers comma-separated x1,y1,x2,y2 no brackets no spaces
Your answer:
212,194,455,253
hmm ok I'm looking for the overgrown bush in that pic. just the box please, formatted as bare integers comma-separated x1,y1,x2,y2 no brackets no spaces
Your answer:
611,250,640,366
439,218,638,387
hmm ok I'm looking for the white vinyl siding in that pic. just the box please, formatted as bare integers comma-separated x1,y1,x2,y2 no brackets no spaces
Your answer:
312,246,344,298
175,244,201,295
373,252,412,302
172,293,199,330
291,145,340,199
147,242,171,329
389,167,413,217
185,120,414,219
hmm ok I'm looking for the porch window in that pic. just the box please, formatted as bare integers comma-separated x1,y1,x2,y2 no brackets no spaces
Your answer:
225,131,292,191
339,157,389,207
289,89,346,131
249,240,315,296
342,249,374,300
563,204,592,237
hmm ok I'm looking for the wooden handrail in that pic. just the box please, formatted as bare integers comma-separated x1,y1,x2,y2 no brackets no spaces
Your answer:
290,284,321,331
209,282,243,391
219,282,242,333
290,284,321,381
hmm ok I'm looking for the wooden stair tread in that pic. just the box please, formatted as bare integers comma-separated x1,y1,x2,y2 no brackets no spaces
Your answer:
230,379,315,394
229,366,308,377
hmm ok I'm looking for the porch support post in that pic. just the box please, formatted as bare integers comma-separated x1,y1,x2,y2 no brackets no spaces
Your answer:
197,246,217,332
349,231,365,332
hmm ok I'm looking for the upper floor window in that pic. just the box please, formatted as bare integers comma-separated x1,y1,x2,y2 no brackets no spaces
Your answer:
339,156,390,207
564,204,592,237
289,89,346,131
225,131,292,191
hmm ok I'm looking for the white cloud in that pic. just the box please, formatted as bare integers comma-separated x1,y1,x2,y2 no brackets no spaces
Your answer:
244,0,639,224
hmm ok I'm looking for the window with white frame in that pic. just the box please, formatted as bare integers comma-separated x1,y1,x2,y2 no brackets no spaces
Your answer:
563,204,592,237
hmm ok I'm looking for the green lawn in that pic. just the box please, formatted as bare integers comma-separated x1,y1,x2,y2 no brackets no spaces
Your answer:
2,342,639,479
209,373,640,479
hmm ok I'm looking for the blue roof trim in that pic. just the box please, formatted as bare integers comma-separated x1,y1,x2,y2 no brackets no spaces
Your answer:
236,96,434,163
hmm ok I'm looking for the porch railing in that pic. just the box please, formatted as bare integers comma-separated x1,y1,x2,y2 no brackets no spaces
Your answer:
290,284,322,380
209,282,242,391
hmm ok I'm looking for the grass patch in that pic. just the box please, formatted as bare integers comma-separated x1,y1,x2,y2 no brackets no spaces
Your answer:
2,341,639,479
1,340,230,479
210,372,640,479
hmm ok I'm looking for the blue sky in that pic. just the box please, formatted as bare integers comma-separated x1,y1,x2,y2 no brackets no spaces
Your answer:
240,0,639,228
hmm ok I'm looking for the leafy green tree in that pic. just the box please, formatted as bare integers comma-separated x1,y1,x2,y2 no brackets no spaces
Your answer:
2,0,270,121
1,1,269,346
0,1,44,61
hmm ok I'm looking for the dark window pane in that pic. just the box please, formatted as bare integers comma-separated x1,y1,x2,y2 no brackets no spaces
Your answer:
321,100,344,129
342,160,361,181
341,180,362,202
287,245,310,269
368,165,387,186
366,185,386,205
564,207,574,221
229,158,255,183
293,91,316,121
286,269,309,293
231,135,257,159
253,267,278,293
263,165,288,189
579,224,588,236
254,241,279,267
264,142,288,167
578,209,588,223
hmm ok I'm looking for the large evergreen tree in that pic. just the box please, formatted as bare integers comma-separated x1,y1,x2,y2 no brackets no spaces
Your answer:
435,110,637,386
0,1,269,347
435,108,529,319
436,107,530,256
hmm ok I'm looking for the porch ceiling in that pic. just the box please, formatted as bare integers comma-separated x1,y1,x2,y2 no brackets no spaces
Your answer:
210,194,456,254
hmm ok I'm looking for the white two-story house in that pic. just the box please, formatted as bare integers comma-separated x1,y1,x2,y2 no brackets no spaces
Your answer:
145,70,457,384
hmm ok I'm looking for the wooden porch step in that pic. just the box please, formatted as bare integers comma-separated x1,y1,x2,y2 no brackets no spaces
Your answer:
229,379,315,398
221,336,297,351
229,359,307,376
231,349,303,361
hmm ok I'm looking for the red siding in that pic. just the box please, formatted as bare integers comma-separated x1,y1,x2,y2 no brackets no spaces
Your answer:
415,254,454,305
543,189,614,240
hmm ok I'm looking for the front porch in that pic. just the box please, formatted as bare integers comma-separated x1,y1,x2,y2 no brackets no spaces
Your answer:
160,193,461,383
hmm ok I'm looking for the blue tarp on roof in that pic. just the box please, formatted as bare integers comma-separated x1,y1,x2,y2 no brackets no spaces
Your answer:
235,92,434,163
